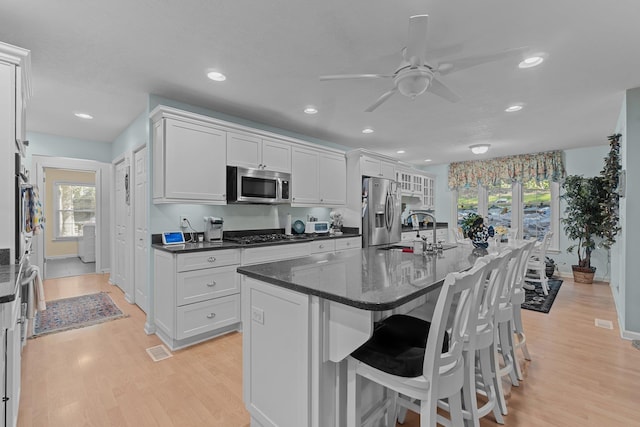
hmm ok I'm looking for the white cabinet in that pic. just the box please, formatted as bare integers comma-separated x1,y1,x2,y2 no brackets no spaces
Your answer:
1,42,30,264
335,236,361,253
151,109,227,204
292,147,346,207
227,132,291,173
401,228,449,244
423,175,435,209
1,294,21,427
361,155,396,179
318,151,346,206
291,146,319,205
153,248,241,350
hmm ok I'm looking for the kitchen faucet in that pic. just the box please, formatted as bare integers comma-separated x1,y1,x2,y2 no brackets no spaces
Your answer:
408,210,438,250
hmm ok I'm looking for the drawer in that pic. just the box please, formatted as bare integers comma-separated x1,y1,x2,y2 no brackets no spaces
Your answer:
309,240,335,254
242,242,311,265
177,249,240,272
176,294,240,340
335,237,361,252
176,265,240,306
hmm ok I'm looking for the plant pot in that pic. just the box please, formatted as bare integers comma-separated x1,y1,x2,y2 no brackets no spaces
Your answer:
572,265,596,284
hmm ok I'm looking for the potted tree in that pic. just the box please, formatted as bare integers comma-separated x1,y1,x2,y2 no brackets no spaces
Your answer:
560,134,621,284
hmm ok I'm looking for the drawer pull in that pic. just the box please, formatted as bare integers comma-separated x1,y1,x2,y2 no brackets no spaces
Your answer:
207,256,216,263
206,313,216,319
206,281,217,287
319,244,324,249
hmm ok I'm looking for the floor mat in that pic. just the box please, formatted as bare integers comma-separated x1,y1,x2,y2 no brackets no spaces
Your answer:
522,279,563,313
33,292,125,337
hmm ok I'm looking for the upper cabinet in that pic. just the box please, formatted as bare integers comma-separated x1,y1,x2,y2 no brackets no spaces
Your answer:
151,109,228,204
396,166,435,210
291,147,346,207
227,132,291,173
149,106,344,207
361,155,396,180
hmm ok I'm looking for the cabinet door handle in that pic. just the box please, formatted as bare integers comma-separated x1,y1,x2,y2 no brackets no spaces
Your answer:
262,164,267,169
207,256,216,263
206,313,216,319
207,281,216,287
346,242,351,246
319,244,324,249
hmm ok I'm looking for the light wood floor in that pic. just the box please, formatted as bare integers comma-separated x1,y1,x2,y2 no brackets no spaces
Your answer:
18,274,639,427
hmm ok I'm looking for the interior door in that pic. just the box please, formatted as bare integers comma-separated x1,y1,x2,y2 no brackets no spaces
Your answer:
114,159,131,301
133,146,148,312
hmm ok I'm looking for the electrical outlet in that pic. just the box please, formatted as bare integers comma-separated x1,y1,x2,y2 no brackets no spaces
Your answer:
179,216,189,228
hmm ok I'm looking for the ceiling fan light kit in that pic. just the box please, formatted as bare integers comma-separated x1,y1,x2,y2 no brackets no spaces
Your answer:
320,14,527,113
470,144,491,154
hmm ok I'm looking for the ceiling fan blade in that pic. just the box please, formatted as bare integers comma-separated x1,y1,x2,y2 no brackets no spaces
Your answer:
436,46,528,75
405,15,429,66
319,74,393,81
365,88,398,112
427,77,461,103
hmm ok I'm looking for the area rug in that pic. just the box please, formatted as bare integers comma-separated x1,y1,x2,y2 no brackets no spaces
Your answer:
33,292,125,337
521,279,563,313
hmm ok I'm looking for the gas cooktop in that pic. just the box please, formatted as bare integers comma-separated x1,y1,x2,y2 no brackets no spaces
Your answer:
224,233,309,245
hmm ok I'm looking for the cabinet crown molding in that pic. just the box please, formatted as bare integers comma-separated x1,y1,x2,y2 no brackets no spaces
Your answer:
150,105,345,155
0,41,32,100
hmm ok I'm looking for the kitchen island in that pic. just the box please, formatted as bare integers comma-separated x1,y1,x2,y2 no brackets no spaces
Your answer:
237,244,481,427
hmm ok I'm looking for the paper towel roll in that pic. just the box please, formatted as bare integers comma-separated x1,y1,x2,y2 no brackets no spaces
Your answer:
285,213,292,235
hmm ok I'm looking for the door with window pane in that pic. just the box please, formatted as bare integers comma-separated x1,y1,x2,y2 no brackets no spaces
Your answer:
523,179,551,240
487,180,512,231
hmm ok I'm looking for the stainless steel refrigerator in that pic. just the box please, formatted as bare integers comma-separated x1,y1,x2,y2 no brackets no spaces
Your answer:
362,177,401,247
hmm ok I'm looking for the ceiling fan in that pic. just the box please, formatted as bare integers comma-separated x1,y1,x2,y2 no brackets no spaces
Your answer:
320,14,527,112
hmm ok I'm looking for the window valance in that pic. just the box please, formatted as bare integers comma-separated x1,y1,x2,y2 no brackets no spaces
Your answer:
448,150,565,189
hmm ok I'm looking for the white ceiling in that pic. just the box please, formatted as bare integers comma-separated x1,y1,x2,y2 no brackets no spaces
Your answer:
1,0,639,165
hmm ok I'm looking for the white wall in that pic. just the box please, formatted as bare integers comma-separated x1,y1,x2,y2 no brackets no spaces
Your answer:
621,87,640,337
27,132,112,164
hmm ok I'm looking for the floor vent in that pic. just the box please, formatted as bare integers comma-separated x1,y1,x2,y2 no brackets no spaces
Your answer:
146,344,173,362
633,340,640,351
594,318,614,330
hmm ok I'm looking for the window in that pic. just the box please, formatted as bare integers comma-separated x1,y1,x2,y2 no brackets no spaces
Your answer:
452,179,560,250
54,182,96,239
457,185,479,227
487,180,512,229
522,179,551,241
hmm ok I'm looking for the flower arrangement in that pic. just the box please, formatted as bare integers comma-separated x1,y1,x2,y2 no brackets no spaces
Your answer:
329,210,343,230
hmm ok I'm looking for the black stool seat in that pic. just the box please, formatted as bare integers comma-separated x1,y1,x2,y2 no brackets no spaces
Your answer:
351,314,449,378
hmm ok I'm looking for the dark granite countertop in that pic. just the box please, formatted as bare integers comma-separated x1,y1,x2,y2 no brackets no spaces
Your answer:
237,244,482,311
0,264,20,304
152,232,362,254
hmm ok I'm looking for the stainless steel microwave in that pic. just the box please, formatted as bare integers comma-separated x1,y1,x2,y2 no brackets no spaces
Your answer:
226,166,291,204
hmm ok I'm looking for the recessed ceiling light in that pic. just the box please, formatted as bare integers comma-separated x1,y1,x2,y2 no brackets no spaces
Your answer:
74,112,93,120
505,105,523,113
424,159,432,162
519,56,544,69
304,106,318,114
396,150,405,154
362,128,374,134
470,144,490,154
206,71,227,81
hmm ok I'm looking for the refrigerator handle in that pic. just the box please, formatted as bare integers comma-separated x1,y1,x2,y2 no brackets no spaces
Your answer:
385,192,394,231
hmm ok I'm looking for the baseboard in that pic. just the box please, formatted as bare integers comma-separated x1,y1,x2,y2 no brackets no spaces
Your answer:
621,328,640,341
45,254,79,260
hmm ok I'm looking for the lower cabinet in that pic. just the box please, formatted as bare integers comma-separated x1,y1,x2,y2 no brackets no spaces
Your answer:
153,248,241,350
401,228,449,244
1,295,21,427
153,237,362,350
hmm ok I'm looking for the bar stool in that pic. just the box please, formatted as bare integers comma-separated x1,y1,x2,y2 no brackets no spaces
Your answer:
346,261,490,427
524,231,553,295
510,238,537,380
